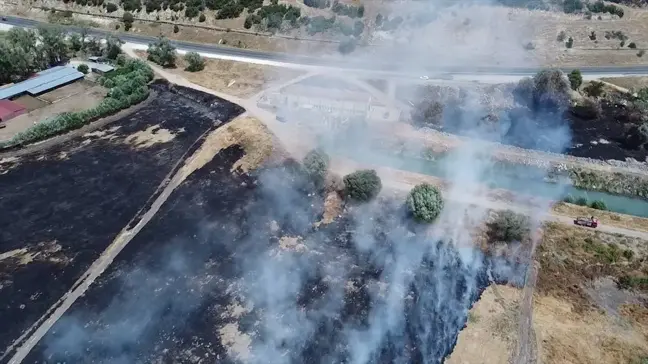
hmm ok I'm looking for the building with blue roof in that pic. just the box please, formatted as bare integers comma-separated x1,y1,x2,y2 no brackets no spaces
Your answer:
0,66,85,100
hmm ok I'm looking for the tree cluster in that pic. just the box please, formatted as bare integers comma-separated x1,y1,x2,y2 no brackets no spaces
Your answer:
513,69,572,113
147,36,177,68
588,0,624,17
304,0,329,9
0,26,70,86
331,0,364,18
406,184,444,223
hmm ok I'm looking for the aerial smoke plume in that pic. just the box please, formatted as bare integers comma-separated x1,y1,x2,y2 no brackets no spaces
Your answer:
39,0,576,362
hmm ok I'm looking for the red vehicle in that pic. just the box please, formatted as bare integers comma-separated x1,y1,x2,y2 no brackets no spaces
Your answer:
574,216,599,228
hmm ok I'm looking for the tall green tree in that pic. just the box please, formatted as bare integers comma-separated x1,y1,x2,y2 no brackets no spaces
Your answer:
103,36,123,59
568,69,582,90
37,25,70,66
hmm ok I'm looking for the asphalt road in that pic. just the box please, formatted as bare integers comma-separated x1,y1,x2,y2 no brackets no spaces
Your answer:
4,15,648,77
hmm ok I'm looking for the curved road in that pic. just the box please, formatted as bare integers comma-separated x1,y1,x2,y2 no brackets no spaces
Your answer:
3,15,648,79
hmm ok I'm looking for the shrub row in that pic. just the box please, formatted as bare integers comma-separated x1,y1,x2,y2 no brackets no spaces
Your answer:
1,60,153,148
562,194,608,210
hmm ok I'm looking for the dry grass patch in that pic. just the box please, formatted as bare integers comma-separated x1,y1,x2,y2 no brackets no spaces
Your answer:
533,293,648,364
552,202,648,233
123,125,178,149
179,116,275,183
537,222,648,313
601,76,648,91
446,285,520,364
172,57,303,98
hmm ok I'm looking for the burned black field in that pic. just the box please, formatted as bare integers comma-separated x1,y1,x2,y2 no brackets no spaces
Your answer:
0,82,244,362
23,146,528,364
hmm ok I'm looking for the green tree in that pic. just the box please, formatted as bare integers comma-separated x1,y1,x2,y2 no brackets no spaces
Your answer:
486,210,530,243
406,183,444,223
343,169,381,202
338,38,356,54
147,36,177,68
303,148,330,188
106,2,118,12
37,25,69,66
69,33,83,52
77,63,89,74
568,69,582,90
123,12,135,31
183,51,205,72
116,53,127,66
103,36,123,59
629,42,637,49
199,13,206,22
173,24,180,33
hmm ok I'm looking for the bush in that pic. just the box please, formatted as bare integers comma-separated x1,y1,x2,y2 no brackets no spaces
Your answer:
638,49,646,58
303,148,330,188
406,184,444,223
568,69,582,90
590,199,608,210
629,42,637,49
116,53,127,66
486,210,531,243
343,169,382,202
183,51,205,72
173,24,179,33
106,2,118,12
563,194,575,203
566,36,574,48
583,81,605,97
147,36,177,67
199,13,206,22
77,63,89,74
575,196,588,206
338,38,356,54
557,30,566,42
623,249,634,260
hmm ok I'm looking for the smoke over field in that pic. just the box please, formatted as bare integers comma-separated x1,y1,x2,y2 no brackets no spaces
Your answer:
23,1,579,363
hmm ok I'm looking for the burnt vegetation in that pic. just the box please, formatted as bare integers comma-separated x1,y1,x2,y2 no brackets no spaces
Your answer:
0,82,245,359
19,138,524,364
410,68,648,162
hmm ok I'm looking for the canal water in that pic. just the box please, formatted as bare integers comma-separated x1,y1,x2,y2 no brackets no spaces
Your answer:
326,142,648,218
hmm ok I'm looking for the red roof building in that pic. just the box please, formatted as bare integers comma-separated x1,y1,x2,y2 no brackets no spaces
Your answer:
0,99,26,122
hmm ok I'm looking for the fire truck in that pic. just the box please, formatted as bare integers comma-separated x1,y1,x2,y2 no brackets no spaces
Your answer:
573,216,599,228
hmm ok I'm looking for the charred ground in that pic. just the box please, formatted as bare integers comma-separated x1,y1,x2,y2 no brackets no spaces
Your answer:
0,82,243,362
22,146,528,364
407,73,648,162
